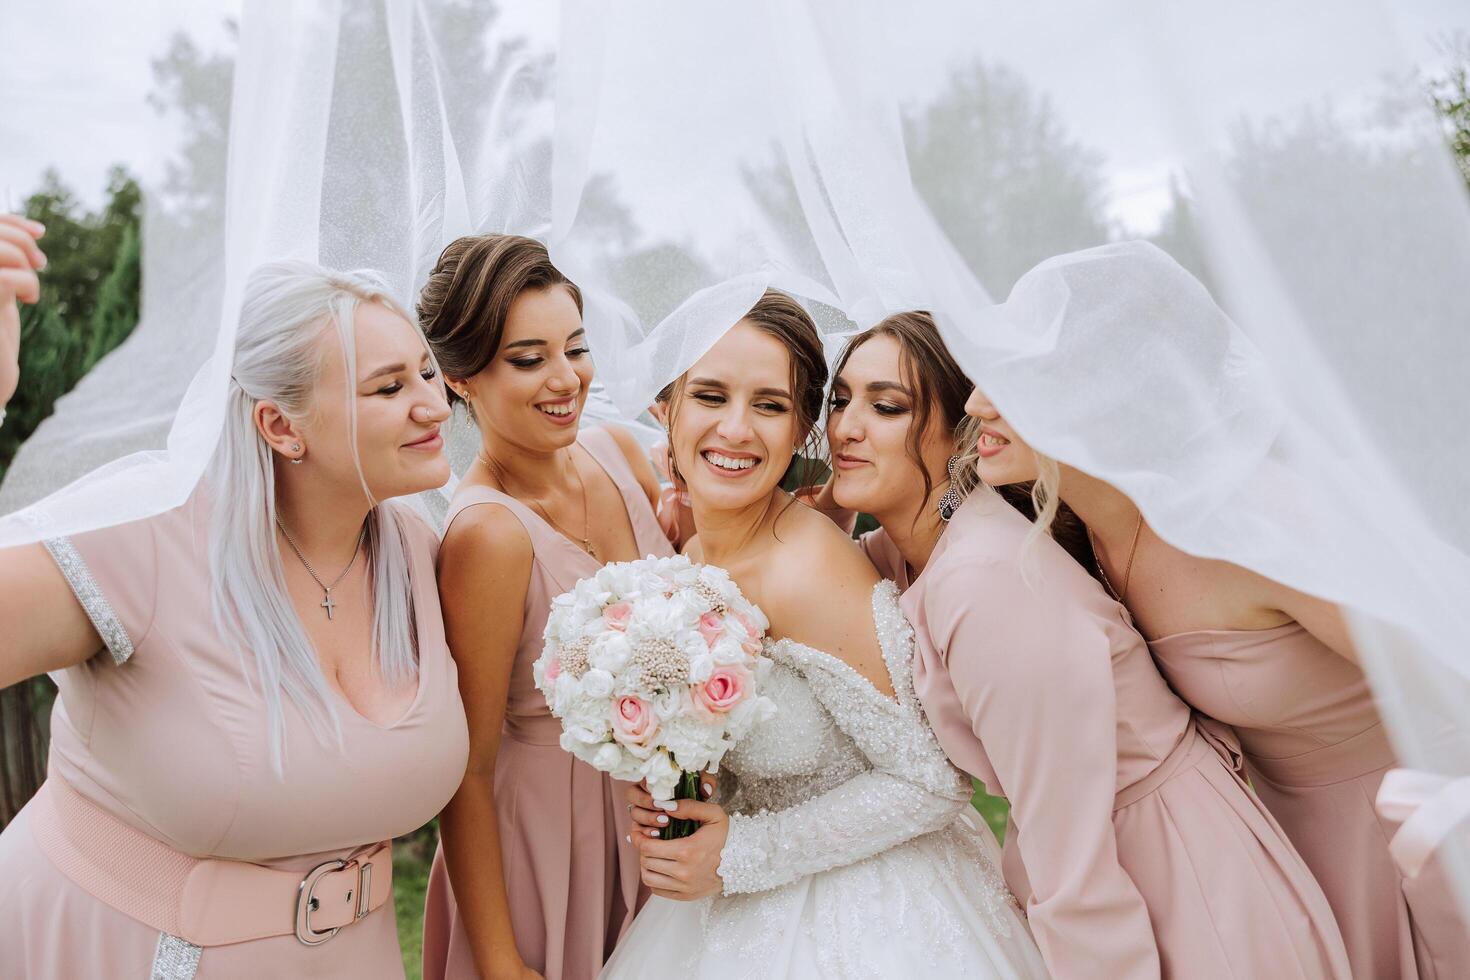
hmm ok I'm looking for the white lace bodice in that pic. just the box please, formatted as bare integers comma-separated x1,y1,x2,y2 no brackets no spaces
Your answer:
715,581,975,894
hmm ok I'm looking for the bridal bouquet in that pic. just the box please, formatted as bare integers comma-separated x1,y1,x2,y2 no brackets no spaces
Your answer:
534,554,776,838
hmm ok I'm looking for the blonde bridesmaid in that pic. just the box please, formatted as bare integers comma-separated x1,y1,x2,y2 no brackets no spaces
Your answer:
818,312,1351,979
417,236,673,980
0,256,469,978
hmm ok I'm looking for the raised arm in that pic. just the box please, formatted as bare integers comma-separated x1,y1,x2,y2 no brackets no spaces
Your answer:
433,503,541,980
928,558,1160,980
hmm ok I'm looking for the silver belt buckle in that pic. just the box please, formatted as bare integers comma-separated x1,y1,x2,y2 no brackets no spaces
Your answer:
295,856,373,946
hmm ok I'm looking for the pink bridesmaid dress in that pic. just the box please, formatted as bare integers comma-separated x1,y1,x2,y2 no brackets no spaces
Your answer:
1150,624,1470,978
0,491,470,979
422,426,673,980
860,489,1351,980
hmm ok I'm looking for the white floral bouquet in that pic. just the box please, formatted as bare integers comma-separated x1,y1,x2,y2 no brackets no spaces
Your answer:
534,554,777,837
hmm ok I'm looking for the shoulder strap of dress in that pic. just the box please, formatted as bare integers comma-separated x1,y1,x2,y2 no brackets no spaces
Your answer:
579,425,634,486
579,426,669,555
443,482,542,543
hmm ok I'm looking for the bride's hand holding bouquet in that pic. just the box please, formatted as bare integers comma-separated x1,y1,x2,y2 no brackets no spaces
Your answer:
534,554,776,841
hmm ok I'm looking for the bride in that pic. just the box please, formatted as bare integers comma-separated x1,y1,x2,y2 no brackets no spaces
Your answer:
601,290,1048,979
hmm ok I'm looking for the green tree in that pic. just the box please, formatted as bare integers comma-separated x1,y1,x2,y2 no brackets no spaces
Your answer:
0,167,142,478
1425,33,1470,188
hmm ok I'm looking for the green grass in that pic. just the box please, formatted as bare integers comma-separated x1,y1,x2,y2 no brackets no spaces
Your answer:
390,792,1009,978
394,823,436,980
973,780,1009,841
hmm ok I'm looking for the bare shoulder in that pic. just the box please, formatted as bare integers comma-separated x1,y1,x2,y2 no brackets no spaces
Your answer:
761,502,891,694
439,500,533,578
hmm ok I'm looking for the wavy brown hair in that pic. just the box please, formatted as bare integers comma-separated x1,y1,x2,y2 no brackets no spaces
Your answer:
416,234,582,401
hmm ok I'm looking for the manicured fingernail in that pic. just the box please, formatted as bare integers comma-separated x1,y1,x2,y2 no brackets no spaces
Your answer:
624,835,630,843
703,782,713,797
647,830,660,838
653,798,678,811
656,814,668,825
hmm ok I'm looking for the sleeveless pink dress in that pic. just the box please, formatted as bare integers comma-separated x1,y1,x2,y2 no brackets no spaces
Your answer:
861,490,1351,980
1150,625,1470,978
0,490,470,979
421,427,674,980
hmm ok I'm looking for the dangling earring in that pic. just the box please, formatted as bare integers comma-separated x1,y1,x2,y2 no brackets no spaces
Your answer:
937,455,964,522
289,443,304,465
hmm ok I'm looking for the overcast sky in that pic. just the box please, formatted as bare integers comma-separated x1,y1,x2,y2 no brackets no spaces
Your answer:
3,0,1466,231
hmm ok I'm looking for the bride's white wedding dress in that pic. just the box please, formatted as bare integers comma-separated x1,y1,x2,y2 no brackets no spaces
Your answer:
601,582,1049,979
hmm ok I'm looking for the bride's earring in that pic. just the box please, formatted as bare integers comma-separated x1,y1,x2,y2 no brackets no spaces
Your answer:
937,455,964,522
289,443,304,465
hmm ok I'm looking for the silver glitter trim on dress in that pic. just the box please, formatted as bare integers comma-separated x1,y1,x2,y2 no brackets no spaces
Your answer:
43,536,135,664
150,933,202,980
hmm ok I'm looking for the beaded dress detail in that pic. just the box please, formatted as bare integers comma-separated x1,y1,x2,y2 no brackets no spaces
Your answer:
600,582,1049,980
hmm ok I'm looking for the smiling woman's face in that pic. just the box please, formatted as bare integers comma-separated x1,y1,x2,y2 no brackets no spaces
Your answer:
293,301,452,499
668,319,800,512
826,334,956,520
962,385,1040,487
457,284,593,453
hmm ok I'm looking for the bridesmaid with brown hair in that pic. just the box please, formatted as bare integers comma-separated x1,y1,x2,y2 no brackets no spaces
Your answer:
417,235,674,980
814,311,1351,980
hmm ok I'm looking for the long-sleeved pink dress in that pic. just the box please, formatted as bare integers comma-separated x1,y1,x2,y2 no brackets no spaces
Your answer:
860,489,1351,980
421,426,674,980
1150,624,1470,978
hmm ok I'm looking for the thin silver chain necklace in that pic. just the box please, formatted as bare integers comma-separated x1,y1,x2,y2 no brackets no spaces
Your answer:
276,516,366,621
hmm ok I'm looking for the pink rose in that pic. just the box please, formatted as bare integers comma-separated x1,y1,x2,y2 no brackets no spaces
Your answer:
544,656,562,682
697,611,725,649
603,601,633,631
610,695,659,747
694,663,751,715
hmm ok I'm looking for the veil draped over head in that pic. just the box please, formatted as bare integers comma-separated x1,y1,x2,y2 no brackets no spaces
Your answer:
3,0,1468,910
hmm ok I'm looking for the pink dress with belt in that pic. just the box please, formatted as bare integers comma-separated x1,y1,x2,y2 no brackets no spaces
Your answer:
421,427,673,980
0,490,470,979
1150,624,1470,978
860,489,1351,980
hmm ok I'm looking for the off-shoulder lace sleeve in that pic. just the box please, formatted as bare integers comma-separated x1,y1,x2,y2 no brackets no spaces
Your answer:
718,583,972,895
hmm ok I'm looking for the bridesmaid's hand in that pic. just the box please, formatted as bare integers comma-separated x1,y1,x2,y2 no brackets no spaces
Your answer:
0,214,46,411
629,798,729,901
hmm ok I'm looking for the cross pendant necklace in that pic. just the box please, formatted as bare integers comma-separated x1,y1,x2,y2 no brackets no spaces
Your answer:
276,516,366,621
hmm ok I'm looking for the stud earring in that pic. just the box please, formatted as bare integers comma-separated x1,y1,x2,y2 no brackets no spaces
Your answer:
289,443,304,465
937,455,965,522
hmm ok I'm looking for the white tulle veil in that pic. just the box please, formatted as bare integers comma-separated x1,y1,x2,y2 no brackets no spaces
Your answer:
3,0,1468,910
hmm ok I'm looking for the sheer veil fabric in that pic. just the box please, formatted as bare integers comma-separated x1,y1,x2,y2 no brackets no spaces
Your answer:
4,0,1469,913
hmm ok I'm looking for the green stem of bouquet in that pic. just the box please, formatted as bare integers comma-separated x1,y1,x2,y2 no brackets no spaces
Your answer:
662,770,703,839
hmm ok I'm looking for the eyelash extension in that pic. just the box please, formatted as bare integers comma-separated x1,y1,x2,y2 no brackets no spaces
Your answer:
376,367,438,395
511,346,592,370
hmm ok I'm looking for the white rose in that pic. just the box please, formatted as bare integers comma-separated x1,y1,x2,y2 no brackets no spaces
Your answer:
687,651,715,684
580,668,615,699
592,742,625,771
641,752,680,801
592,633,632,674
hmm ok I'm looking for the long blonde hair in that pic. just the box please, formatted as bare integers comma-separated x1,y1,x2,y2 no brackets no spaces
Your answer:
209,260,426,771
